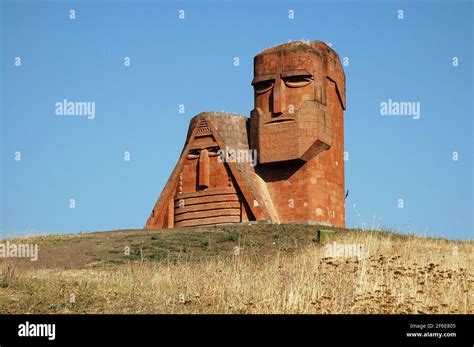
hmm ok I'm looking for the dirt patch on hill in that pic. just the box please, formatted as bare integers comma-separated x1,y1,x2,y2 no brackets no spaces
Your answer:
0,224,333,270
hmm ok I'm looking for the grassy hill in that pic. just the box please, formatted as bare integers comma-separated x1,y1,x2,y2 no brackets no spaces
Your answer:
0,224,472,314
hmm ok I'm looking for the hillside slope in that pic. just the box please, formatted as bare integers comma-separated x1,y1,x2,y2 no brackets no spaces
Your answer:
0,224,472,313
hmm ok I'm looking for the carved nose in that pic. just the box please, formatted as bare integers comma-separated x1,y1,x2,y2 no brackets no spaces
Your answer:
198,149,209,189
272,78,285,115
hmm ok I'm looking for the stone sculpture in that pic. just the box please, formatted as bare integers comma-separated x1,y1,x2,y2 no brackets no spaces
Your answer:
145,41,346,229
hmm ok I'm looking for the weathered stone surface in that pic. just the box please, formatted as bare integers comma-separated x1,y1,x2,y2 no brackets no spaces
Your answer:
146,41,346,229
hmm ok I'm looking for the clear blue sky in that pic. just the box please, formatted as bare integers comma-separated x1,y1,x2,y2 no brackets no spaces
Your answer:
1,0,472,240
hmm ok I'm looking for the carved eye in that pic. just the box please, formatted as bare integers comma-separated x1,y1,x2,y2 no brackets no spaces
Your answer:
254,80,274,94
207,147,221,157
284,75,313,88
187,149,200,159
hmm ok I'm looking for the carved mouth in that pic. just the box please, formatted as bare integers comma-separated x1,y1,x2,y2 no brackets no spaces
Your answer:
266,119,295,124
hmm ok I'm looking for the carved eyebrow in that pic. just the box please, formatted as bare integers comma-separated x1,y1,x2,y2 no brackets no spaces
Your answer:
189,142,217,150
281,69,313,78
251,74,276,85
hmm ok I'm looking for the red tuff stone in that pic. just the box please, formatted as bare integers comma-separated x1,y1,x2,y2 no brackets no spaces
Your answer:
146,41,346,229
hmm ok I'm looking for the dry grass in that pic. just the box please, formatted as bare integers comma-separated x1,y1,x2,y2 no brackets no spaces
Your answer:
0,228,472,314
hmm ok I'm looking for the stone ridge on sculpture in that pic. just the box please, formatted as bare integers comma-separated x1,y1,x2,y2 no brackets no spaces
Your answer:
145,40,346,229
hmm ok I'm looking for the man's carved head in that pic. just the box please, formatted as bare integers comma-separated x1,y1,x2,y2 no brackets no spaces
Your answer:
250,41,345,164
